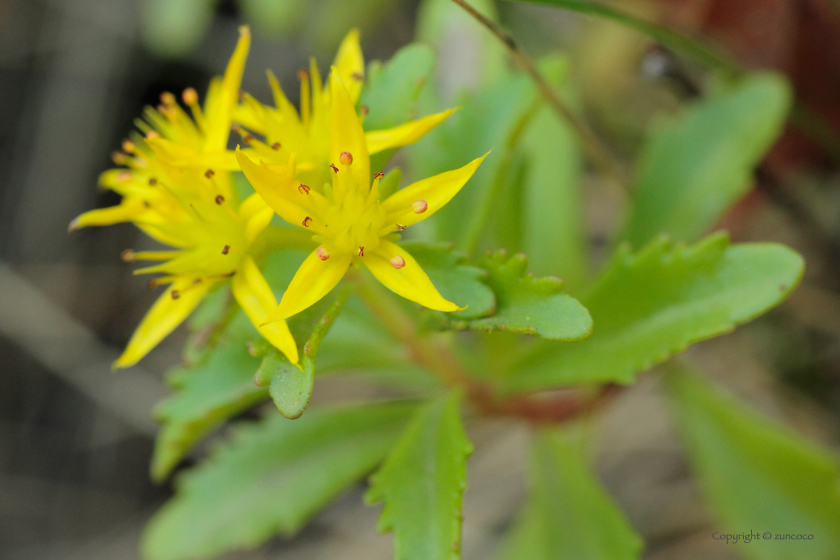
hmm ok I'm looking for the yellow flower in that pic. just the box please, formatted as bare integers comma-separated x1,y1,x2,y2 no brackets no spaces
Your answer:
69,26,251,232
236,70,486,324
114,160,297,369
233,29,456,191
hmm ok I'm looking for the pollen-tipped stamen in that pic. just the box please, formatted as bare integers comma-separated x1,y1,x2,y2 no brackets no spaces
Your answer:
340,151,353,165
412,200,428,214
390,255,406,269
302,216,312,227
316,247,330,260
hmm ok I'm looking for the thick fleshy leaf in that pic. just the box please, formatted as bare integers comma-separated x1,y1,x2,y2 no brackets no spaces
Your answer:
520,60,586,289
140,0,215,58
507,233,805,393
360,43,437,133
380,153,487,231
447,250,592,341
142,401,417,560
271,249,352,321
254,287,350,419
399,241,495,321
364,240,460,312
667,369,840,559
115,277,215,369
366,392,473,560
500,428,644,560
151,312,267,481
622,73,792,247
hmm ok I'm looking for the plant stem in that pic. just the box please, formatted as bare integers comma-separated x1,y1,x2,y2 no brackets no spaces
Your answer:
449,0,627,186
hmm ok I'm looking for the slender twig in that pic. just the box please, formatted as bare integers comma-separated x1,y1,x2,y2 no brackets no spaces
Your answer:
449,0,627,185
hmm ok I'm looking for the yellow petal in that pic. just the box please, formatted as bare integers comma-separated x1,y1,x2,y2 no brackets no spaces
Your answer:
203,26,251,152
364,240,461,312
365,109,456,155
114,278,214,368
235,147,326,233
333,28,364,103
380,152,487,232
329,69,370,190
268,249,352,321
246,206,274,243
69,202,144,231
232,256,299,364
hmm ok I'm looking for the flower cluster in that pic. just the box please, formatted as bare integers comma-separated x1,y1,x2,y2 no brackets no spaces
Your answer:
72,26,484,369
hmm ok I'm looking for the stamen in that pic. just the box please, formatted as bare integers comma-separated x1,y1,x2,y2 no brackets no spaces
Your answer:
145,130,161,140
117,171,132,183
395,223,406,231
147,279,158,289
361,105,369,116
390,255,406,269
120,249,136,263
241,134,254,145
358,246,364,257
160,91,176,106
351,72,363,81
412,200,428,214
215,195,225,204
143,201,151,208
221,245,230,255
316,247,330,261
111,151,127,165
298,183,310,195
330,163,339,173
374,171,385,179
182,87,199,106
171,290,180,300
302,216,312,227
340,151,353,165
148,177,157,185
192,278,202,284
271,142,281,150
122,140,136,153
298,68,309,81
205,169,215,179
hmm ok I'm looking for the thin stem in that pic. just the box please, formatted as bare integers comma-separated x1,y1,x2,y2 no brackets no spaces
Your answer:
449,0,627,186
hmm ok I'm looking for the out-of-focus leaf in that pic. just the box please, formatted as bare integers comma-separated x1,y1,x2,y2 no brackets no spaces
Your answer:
361,44,436,131
416,0,507,98
507,233,804,393
623,73,792,247
667,369,840,559
142,401,416,560
447,250,592,341
254,287,350,419
401,241,495,321
141,0,217,59
239,0,307,38
151,312,266,482
306,0,396,53
409,74,535,243
361,43,437,172
366,392,472,560
181,286,233,365
500,428,643,560
520,59,586,290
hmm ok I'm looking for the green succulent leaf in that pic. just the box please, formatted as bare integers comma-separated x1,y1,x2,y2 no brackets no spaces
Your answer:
366,392,473,560
447,250,593,341
140,0,216,59
667,369,840,559
401,241,496,321
142,401,417,560
506,233,804,393
500,428,643,560
255,286,351,419
622,73,792,247
151,311,267,482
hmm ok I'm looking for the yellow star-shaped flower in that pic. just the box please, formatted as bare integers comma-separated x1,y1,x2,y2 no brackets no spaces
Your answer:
113,160,297,369
237,70,486,324
233,29,456,193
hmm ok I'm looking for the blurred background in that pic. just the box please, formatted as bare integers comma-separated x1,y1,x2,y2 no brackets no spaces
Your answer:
2,0,840,559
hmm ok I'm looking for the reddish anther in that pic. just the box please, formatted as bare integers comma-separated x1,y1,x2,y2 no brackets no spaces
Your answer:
271,142,281,150
316,247,330,261
298,183,310,195
395,223,406,231
222,245,230,255
340,151,353,165
390,255,406,269
330,163,339,173
302,216,312,227
205,169,215,179
412,200,428,214
374,171,385,179
358,246,364,257
215,195,225,205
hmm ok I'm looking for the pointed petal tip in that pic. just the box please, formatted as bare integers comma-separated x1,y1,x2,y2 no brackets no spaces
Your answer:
67,218,81,233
